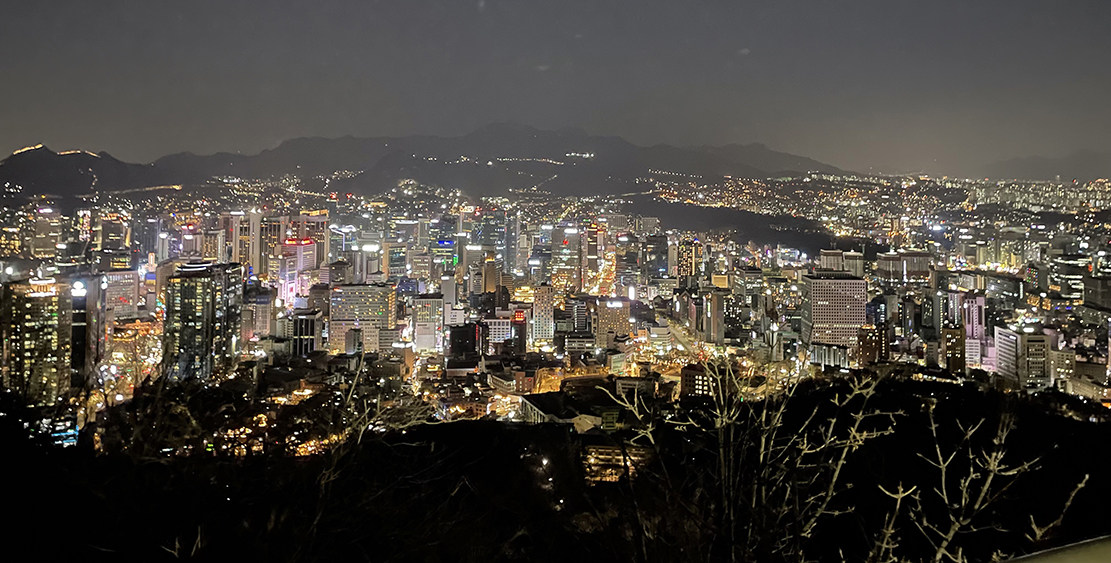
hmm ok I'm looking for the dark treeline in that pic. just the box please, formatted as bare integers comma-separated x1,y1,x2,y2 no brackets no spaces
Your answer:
2,379,1108,562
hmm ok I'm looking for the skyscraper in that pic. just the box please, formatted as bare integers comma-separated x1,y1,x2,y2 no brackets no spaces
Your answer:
412,293,445,354
328,283,397,354
533,283,555,343
0,276,71,406
801,271,868,350
162,263,244,380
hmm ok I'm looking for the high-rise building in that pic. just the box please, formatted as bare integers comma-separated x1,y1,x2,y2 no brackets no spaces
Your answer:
533,284,555,343
819,249,844,271
93,212,131,252
994,326,1049,390
259,216,288,280
801,271,867,350
292,308,323,356
103,270,141,320
412,293,445,354
0,277,71,406
66,275,105,388
595,298,633,347
942,324,966,374
550,227,582,293
289,210,330,267
162,263,244,380
615,233,641,290
278,238,318,303
328,283,396,354
28,206,63,259
642,235,669,280
843,251,865,277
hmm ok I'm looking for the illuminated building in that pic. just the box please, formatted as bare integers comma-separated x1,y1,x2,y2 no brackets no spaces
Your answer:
93,212,130,252
28,206,62,259
942,324,966,374
801,271,867,350
328,283,396,354
550,227,582,293
0,277,70,406
289,210,330,267
259,215,288,279
533,283,555,343
642,234,669,280
278,238,317,303
994,326,1049,391
819,249,844,271
676,239,703,280
595,298,632,347
103,270,141,320
412,293,445,354
162,263,244,380
292,308,323,356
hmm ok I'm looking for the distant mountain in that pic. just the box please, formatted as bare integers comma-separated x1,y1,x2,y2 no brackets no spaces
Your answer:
0,144,195,201
693,143,848,176
2,125,848,200
978,150,1111,181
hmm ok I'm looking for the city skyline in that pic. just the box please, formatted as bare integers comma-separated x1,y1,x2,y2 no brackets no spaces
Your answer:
6,2,1111,561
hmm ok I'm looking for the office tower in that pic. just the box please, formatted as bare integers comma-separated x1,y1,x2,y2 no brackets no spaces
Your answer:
586,225,604,273
162,263,244,380
962,293,987,342
857,324,887,366
289,210,330,267
843,251,865,277
877,250,933,285
550,227,582,293
942,324,966,374
636,216,660,234
801,271,867,349
533,283,555,342
67,275,105,387
278,238,318,303
474,207,508,268
103,270,141,320
819,249,844,271
202,230,224,262
292,308,323,356
705,290,727,346
384,240,410,277
595,298,633,347
221,212,261,272
615,233,641,290
510,309,528,355
994,327,1050,390
181,223,203,257
0,276,71,406
28,206,63,259
676,239,703,280
93,212,131,252
514,232,532,275
642,235,669,280
243,285,273,340
481,251,499,294
259,215,288,280
413,293,445,354
75,209,93,244
328,283,396,354
448,322,481,358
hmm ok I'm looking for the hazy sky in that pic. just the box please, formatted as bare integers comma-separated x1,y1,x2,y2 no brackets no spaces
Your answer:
2,1,1109,174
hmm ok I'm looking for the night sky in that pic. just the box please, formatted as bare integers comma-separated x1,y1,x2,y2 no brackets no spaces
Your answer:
2,1,1109,174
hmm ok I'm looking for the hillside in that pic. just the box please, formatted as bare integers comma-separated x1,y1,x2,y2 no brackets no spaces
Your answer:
2,125,849,200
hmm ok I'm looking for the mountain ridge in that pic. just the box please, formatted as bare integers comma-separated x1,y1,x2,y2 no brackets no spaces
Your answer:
1,125,848,200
